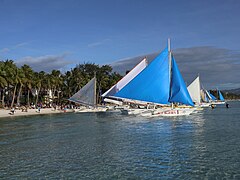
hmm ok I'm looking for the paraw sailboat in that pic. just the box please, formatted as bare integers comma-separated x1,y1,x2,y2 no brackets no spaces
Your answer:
112,39,195,116
69,77,107,112
210,89,225,105
187,75,212,107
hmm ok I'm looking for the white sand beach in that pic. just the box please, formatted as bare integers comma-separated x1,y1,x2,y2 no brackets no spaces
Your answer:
0,108,70,119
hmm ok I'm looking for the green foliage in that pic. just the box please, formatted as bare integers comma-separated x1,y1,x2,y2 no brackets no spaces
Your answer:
0,60,122,107
0,61,7,88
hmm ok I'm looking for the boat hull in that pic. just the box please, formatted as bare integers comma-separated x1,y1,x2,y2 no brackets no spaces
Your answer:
152,108,195,117
77,107,108,113
211,101,226,105
120,107,196,117
121,108,150,115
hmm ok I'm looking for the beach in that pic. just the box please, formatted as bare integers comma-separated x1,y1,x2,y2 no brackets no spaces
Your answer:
0,108,68,118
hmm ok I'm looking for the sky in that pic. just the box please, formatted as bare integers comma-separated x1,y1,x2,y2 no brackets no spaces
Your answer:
0,0,240,89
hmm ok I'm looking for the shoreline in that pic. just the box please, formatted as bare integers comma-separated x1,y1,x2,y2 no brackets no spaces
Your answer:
0,108,73,119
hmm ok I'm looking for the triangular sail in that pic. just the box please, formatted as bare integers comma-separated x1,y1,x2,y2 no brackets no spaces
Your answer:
102,57,148,97
187,76,201,104
114,48,170,104
169,56,194,106
218,90,225,101
208,91,217,100
205,90,210,99
69,77,96,106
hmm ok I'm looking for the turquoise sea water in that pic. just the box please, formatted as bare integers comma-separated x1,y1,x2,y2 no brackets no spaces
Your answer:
0,101,240,179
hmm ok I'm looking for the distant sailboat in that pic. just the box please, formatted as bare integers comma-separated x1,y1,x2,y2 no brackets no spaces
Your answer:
187,76,201,104
218,90,225,101
69,77,97,106
69,77,107,112
112,39,195,116
208,91,217,100
204,89,225,105
211,89,225,105
187,75,211,107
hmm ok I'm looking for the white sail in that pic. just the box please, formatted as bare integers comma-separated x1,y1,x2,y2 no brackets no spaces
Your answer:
205,90,213,100
102,57,147,97
69,77,96,106
187,76,201,104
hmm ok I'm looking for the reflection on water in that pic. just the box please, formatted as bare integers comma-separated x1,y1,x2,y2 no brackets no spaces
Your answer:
0,101,240,179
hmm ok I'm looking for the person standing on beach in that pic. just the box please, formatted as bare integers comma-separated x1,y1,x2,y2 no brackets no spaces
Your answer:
10,107,15,115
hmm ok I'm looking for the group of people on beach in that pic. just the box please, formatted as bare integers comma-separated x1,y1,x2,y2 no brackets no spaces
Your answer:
7,102,75,115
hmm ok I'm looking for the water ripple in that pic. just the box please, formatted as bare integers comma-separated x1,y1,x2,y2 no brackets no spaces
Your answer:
0,101,240,179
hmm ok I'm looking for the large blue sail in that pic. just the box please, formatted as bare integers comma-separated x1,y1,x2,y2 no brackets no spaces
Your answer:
114,48,170,104
169,56,194,106
218,90,225,101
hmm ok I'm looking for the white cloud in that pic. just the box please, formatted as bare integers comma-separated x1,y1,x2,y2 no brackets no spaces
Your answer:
0,42,29,55
0,48,10,53
16,53,73,72
88,39,110,48
14,42,29,48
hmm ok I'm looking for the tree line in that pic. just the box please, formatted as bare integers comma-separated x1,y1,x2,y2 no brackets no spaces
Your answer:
0,60,123,109
210,90,240,100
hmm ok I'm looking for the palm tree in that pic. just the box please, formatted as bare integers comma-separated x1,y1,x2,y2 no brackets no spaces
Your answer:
42,73,52,106
62,71,72,98
10,66,19,108
34,71,45,108
70,67,85,95
21,64,34,107
0,61,7,108
50,70,63,104
16,68,26,106
2,60,18,108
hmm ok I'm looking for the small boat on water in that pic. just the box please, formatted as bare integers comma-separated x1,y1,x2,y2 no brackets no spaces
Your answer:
187,75,211,108
69,77,107,112
205,89,225,105
211,90,226,105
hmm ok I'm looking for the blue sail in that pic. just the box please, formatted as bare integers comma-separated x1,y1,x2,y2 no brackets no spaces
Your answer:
218,90,225,101
169,56,194,106
114,48,170,104
205,93,209,102
209,92,217,100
